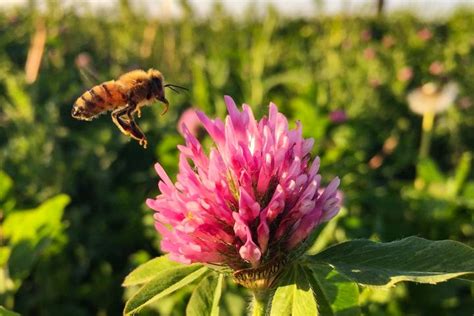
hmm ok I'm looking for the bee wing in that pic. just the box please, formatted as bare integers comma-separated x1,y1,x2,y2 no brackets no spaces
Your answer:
79,67,101,87
76,56,103,88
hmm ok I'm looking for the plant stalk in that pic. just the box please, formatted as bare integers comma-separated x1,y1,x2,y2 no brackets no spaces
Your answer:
252,289,270,316
419,111,435,160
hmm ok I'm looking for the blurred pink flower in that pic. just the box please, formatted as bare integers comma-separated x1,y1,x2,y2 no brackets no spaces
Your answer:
417,28,433,41
342,39,353,50
177,108,201,137
397,67,413,82
369,78,381,88
75,53,92,68
7,14,19,24
329,110,348,123
382,35,396,48
429,61,444,75
363,47,376,60
458,97,472,109
361,29,372,42
147,96,340,273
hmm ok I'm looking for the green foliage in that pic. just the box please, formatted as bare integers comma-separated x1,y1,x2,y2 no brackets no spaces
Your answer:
0,1,473,314
306,264,360,316
309,237,474,287
0,171,13,202
122,237,474,315
270,264,318,316
122,255,181,287
186,273,223,316
124,263,208,315
0,182,69,310
3,195,69,245
0,306,20,316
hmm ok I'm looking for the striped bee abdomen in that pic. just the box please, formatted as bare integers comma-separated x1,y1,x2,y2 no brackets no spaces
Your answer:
71,81,125,120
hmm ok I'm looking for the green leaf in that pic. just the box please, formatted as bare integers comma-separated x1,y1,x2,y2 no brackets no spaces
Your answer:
310,237,474,287
124,265,208,315
462,182,474,204
3,194,70,244
270,264,318,316
0,171,13,202
147,285,193,316
417,159,444,183
122,255,182,287
451,152,471,196
186,272,223,316
0,306,20,316
3,195,69,281
305,263,360,316
220,279,247,316
211,274,224,315
0,247,11,266
4,77,34,124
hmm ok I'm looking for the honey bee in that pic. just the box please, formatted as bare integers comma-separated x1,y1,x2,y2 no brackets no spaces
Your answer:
71,68,184,148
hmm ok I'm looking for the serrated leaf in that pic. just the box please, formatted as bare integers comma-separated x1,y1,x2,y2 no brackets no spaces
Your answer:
123,255,182,287
270,264,318,316
305,263,360,316
310,237,474,287
124,265,208,315
186,272,223,316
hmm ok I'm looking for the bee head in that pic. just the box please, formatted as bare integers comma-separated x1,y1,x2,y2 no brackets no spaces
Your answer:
148,69,164,96
148,69,169,114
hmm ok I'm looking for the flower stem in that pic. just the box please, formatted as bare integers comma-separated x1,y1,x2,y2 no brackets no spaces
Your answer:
252,290,270,316
415,111,435,189
419,111,435,160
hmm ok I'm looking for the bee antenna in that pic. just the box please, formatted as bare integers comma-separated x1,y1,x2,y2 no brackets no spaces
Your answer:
167,86,181,94
165,83,189,92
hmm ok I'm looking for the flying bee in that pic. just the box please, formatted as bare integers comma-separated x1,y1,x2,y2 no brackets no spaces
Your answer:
71,68,185,148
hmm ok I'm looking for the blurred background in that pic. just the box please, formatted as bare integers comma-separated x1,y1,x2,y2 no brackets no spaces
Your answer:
0,0,473,315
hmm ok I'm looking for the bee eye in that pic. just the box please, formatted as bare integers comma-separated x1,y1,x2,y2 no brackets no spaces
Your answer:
151,77,163,97
152,77,162,88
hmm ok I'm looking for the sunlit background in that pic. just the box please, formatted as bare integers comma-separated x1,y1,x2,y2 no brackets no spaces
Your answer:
2,0,474,17
0,0,473,315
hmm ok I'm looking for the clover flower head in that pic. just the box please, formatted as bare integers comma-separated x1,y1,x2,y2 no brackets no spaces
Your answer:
147,96,340,285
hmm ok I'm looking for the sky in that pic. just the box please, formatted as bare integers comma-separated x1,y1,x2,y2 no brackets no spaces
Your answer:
1,0,473,18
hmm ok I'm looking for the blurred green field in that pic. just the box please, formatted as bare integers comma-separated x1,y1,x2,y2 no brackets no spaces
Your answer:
0,1,473,315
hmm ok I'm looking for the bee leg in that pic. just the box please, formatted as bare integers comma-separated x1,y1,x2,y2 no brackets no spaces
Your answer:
111,107,147,148
124,108,148,148
130,103,142,118
111,107,130,135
